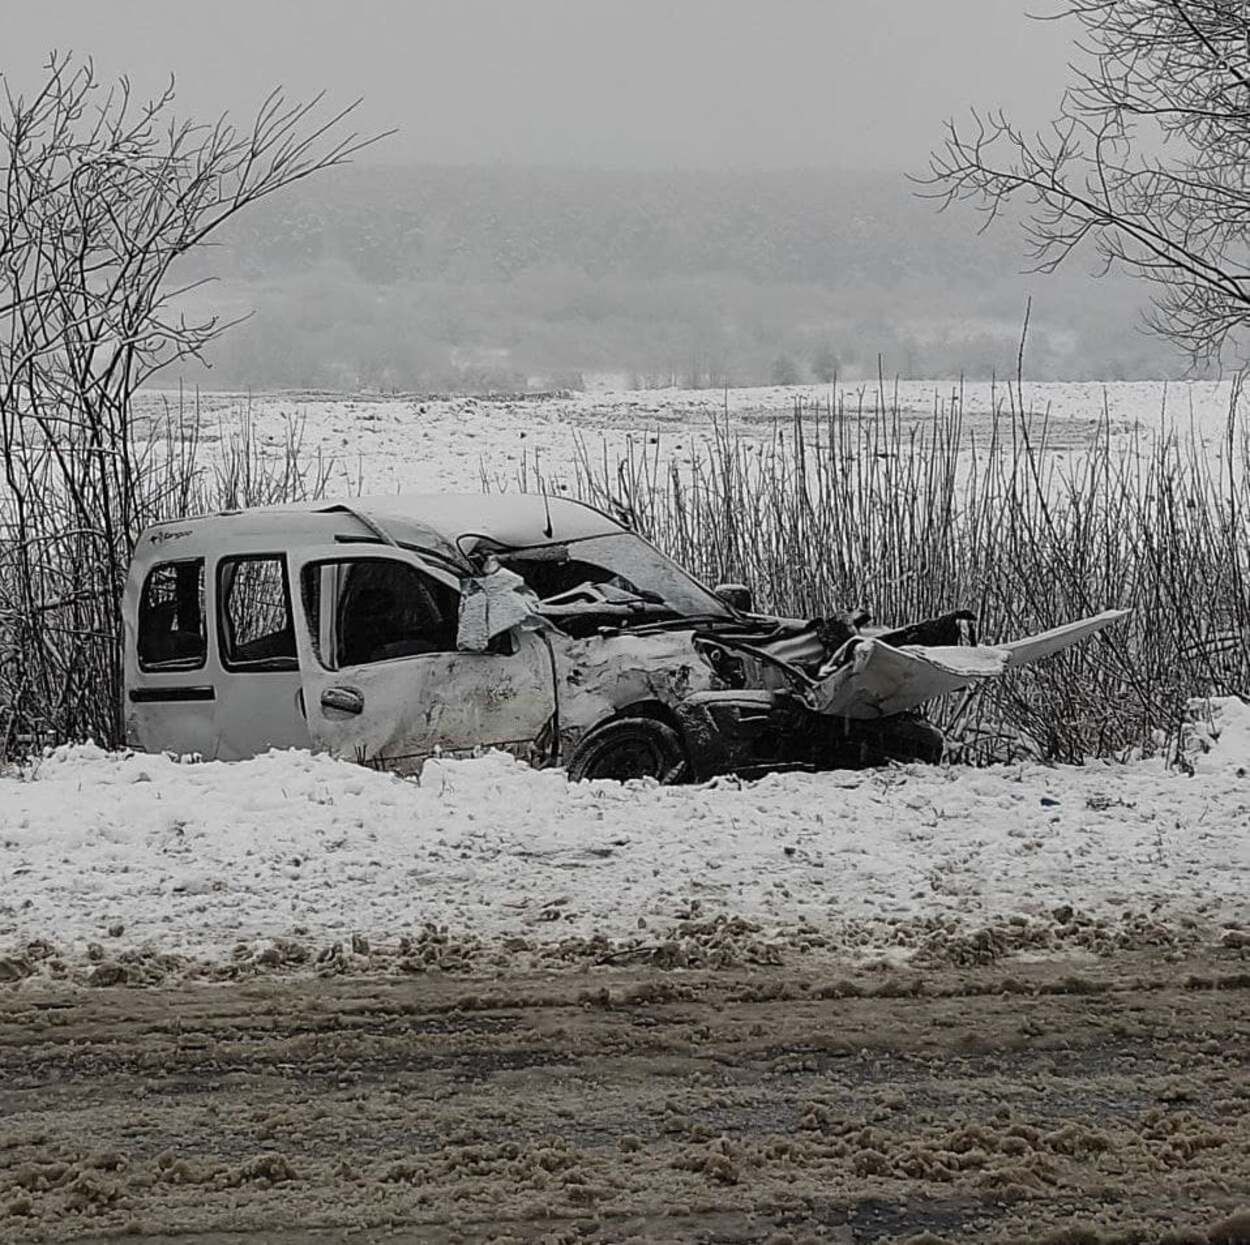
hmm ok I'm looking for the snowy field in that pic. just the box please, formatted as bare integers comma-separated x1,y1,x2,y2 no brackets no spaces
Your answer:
138,377,1246,500
2,380,1246,980
1,698,1246,974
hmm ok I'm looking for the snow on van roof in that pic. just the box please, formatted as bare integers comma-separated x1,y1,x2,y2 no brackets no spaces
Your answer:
143,493,625,562
330,492,625,550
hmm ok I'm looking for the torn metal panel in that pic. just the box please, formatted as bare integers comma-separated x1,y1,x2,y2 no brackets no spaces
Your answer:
808,639,1009,719
999,609,1130,667
804,610,1130,721
457,563,547,653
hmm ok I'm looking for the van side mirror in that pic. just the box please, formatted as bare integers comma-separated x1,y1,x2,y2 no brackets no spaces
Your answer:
714,583,753,612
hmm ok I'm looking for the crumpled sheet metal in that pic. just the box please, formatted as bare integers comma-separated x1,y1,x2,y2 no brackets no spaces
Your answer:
457,565,547,653
809,639,1009,719
807,609,1130,720
999,609,1130,667
555,629,715,742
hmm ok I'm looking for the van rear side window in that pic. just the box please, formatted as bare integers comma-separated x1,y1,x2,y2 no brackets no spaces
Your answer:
138,560,206,671
218,555,298,671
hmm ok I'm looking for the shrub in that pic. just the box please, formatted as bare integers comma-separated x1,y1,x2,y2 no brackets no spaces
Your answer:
0,398,337,758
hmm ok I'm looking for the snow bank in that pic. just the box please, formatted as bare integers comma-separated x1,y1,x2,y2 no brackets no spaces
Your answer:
1185,695,1250,778
2,728,1246,965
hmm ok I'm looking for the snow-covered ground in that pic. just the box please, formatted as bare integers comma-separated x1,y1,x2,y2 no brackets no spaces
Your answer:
139,378,1245,500
2,698,1246,970
2,380,1244,977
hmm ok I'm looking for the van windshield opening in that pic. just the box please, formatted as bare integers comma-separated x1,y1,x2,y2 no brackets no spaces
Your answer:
496,532,730,621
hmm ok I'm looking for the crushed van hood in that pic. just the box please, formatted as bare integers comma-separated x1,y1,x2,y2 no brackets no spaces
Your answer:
793,610,1130,720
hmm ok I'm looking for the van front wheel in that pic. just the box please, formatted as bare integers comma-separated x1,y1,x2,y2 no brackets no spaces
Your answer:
567,718,688,784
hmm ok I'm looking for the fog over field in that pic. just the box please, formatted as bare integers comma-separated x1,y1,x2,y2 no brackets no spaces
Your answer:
7,1,1199,394
174,165,1190,393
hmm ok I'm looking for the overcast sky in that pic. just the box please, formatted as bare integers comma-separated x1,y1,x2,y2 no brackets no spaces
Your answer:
4,1,1075,172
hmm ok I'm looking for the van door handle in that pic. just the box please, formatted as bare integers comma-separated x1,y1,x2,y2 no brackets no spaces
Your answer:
321,687,364,715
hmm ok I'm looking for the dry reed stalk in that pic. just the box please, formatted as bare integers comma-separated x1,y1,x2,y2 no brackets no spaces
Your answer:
0,396,339,758
517,384,1247,763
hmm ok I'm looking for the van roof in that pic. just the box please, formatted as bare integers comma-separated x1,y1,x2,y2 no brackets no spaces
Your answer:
140,493,626,569
332,493,624,549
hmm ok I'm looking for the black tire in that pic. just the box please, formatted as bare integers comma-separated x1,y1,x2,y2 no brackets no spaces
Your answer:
567,717,688,784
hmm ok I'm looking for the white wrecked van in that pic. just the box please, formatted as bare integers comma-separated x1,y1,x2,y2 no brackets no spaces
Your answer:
123,494,1126,780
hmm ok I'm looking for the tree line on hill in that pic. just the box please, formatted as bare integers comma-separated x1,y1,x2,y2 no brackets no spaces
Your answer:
174,165,1193,391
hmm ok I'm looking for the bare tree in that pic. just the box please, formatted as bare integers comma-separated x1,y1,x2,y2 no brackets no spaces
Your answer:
0,53,386,752
920,2,1250,367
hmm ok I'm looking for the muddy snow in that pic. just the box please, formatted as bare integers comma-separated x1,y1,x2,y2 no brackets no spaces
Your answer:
2,950,1249,1243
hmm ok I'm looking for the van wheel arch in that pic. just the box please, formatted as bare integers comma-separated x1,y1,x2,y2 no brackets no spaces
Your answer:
566,703,690,784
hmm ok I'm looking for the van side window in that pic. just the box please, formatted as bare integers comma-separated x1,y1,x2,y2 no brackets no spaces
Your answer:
301,558,458,669
138,560,206,670
219,555,298,672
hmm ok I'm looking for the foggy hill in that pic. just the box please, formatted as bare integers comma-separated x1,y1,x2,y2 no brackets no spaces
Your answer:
178,165,1190,391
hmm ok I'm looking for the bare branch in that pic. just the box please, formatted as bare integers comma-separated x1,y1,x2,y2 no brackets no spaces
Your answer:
0,52,389,748
919,0,1250,365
